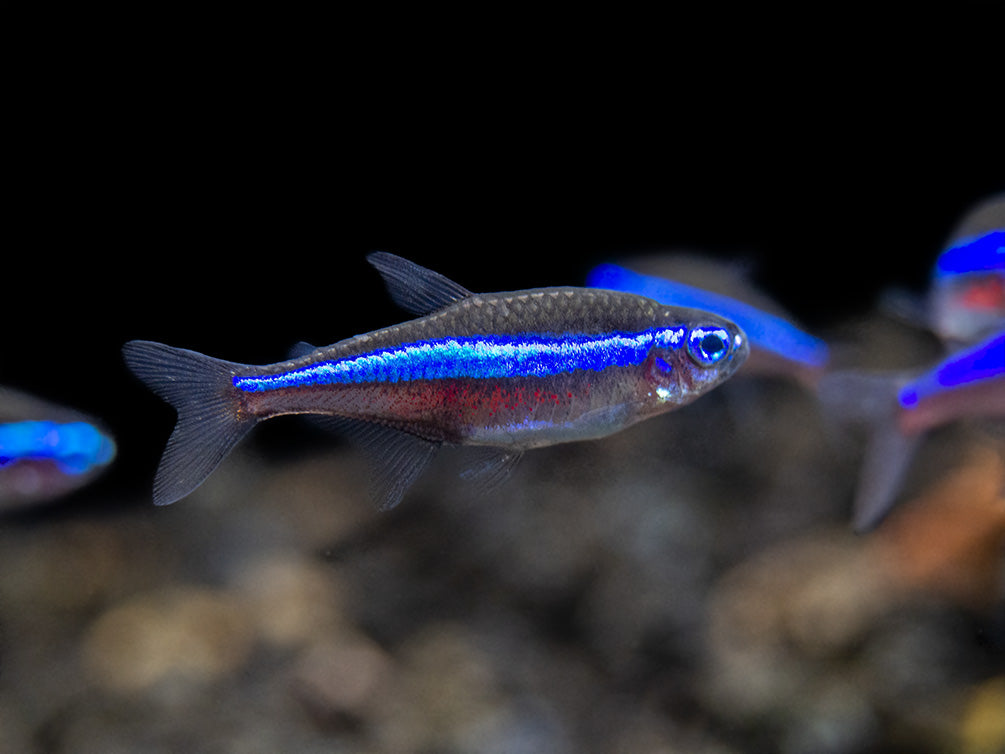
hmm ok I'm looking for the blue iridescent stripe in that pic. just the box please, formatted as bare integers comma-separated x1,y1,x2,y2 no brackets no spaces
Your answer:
898,330,1005,408
587,264,829,368
0,421,116,474
234,329,685,393
934,231,1005,279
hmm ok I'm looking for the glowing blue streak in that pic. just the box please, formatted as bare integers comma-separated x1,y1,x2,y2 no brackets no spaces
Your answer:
898,330,1005,408
587,264,829,368
933,231,1005,279
0,421,116,474
235,329,686,393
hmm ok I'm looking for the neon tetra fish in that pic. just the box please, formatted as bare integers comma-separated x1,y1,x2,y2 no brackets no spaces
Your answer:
820,329,1005,532
929,229,1004,343
881,194,1004,344
0,387,116,511
896,329,1005,435
124,253,748,509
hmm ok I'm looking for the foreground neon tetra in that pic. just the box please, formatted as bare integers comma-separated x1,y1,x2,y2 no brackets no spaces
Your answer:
124,253,748,509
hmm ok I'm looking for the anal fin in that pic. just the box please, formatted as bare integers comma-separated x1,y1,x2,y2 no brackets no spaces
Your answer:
315,416,440,511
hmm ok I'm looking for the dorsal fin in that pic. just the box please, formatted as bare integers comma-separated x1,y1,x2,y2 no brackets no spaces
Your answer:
367,252,474,316
288,341,319,359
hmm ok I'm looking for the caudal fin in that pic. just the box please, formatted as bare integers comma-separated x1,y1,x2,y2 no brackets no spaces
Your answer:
817,370,920,532
122,340,258,505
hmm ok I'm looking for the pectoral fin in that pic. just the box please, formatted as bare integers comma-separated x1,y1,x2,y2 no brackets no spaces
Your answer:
459,448,523,495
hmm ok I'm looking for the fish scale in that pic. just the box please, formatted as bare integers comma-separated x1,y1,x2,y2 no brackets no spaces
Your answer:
283,286,662,368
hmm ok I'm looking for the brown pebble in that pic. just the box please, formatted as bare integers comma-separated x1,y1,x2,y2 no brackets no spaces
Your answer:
81,586,255,692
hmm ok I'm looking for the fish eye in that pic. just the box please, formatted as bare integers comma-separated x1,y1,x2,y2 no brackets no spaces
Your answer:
687,327,730,367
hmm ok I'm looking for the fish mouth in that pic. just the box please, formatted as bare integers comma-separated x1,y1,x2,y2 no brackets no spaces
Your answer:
698,328,748,391
729,330,750,371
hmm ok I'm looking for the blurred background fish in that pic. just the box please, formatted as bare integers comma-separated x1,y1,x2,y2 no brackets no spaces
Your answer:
897,330,1005,435
883,193,1005,344
0,387,116,512
820,328,1005,531
930,194,1005,345
586,253,830,386
817,196,1005,532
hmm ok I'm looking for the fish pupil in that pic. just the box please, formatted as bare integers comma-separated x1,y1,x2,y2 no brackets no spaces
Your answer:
688,327,730,366
701,333,726,359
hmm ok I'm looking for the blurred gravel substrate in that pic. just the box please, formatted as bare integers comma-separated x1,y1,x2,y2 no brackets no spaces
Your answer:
1,316,1004,754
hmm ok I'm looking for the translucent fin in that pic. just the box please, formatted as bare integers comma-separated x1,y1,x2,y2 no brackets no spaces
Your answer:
852,424,922,532
459,448,523,495
288,341,319,359
817,371,902,427
878,287,930,330
367,252,473,316
122,340,257,506
311,416,440,510
817,370,921,532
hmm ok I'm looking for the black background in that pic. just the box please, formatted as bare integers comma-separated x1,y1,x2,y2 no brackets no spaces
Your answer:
6,9,1004,505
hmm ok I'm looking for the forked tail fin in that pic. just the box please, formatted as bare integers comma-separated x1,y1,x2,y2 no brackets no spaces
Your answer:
817,370,918,532
122,340,258,505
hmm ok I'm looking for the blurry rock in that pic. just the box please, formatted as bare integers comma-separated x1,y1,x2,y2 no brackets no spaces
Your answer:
81,586,255,693
702,531,898,719
580,476,714,671
959,676,1005,754
777,676,879,754
860,606,979,751
610,707,739,754
711,531,896,656
290,632,394,727
871,440,1005,611
454,472,603,597
254,451,374,550
232,552,347,647
0,517,171,617
0,704,31,754
371,621,505,752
